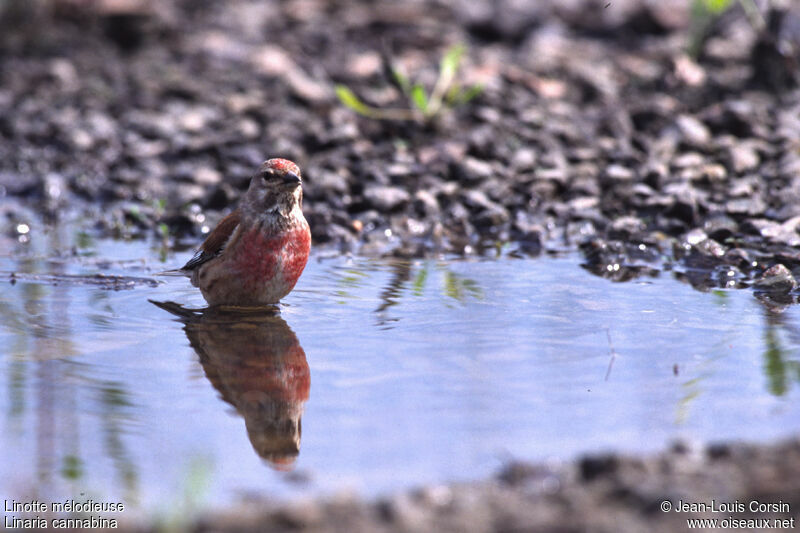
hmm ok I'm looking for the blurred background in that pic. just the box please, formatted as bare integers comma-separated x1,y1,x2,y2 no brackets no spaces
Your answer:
1,0,796,257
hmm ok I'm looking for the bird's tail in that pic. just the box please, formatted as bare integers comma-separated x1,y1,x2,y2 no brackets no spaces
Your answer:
154,268,189,277
148,299,204,319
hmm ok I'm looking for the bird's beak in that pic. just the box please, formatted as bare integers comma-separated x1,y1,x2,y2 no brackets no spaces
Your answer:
282,172,301,187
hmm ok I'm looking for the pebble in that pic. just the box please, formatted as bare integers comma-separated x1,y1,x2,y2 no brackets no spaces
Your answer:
753,264,797,293
728,142,760,174
363,185,410,212
456,157,494,183
676,115,711,147
604,164,635,182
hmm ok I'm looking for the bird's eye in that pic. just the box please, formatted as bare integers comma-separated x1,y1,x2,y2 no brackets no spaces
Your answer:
260,170,276,181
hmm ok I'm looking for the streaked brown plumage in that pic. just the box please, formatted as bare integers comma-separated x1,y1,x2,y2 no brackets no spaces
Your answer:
164,158,311,306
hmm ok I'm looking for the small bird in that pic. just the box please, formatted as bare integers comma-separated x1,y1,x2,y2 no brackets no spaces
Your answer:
165,158,311,307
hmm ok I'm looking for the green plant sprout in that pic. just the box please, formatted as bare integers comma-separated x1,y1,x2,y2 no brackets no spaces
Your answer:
335,44,484,121
689,0,764,57
410,262,483,304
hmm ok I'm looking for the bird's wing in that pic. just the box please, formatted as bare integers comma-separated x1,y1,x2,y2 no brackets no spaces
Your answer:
180,210,241,271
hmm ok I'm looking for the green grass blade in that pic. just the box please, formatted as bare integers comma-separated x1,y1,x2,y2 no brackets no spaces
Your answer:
703,0,733,14
335,85,373,116
410,84,429,113
412,263,429,296
392,67,411,95
440,44,465,79
459,83,484,104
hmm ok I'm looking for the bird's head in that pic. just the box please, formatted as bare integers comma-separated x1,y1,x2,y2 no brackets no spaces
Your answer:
244,158,304,215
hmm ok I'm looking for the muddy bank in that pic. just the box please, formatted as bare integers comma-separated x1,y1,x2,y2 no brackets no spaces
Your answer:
119,437,800,533
2,0,800,296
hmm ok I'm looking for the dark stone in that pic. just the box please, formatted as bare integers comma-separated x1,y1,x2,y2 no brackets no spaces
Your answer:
753,264,797,293
706,443,732,460
608,216,646,240
750,3,800,90
463,1,543,44
703,215,738,242
413,190,440,217
579,454,619,482
103,13,149,52
662,184,700,225
497,461,546,486
473,204,509,228
0,171,39,196
204,183,238,210
454,157,494,184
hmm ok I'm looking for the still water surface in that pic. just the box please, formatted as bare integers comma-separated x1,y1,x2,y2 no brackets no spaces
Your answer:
2,228,800,521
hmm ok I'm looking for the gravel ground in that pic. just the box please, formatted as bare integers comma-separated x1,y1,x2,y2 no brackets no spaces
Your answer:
126,437,800,533
2,1,800,281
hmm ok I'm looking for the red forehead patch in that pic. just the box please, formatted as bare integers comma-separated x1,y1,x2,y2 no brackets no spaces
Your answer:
266,158,300,174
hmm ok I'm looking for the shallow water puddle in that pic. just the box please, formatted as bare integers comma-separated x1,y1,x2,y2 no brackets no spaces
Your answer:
2,230,800,522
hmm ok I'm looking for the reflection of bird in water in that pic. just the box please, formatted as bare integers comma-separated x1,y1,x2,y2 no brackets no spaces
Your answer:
150,300,309,470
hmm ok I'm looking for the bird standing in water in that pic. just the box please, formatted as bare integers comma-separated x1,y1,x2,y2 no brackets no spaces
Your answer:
166,158,310,307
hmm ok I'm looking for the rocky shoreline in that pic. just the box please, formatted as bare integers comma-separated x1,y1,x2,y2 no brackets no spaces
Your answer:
2,0,800,298
131,436,800,533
